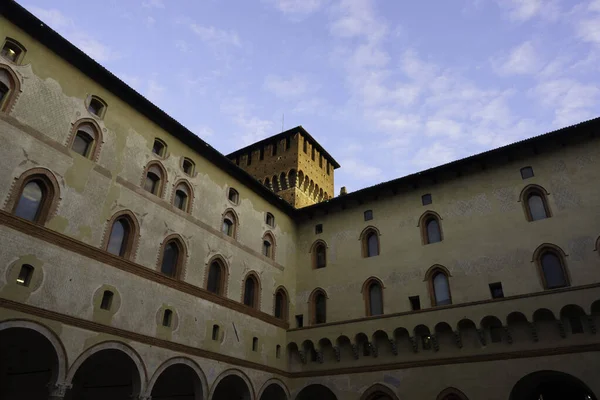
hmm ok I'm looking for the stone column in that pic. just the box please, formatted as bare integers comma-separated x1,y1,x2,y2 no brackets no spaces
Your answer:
48,383,72,400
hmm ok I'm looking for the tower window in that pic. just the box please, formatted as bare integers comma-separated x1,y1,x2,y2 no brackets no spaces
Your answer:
489,282,504,299
319,155,323,168
520,166,534,179
286,137,291,150
100,290,114,310
272,142,278,156
303,139,308,153
422,194,432,205
259,147,264,160
311,147,315,161
16,264,33,286
247,152,252,166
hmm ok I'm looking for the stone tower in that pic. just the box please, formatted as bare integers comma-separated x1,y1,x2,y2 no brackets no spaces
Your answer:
227,126,339,208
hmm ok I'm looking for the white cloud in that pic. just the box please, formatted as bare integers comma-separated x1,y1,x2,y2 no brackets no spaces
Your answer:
142,0,165,8
338,157,382,180
425,119,463,139
411,142,458,169
190,24,241,47
146,16,156,26
494,41,540,75
264,75,314,98
27,6,118,63
220,98,275,145
146,78,166,103
576,16,600,44
265,0,326,15
533,79,600,126
498,0,542,21
292,97,327,115
175,40,189,53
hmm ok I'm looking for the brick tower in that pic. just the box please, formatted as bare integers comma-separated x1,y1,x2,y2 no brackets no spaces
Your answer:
227,126,339,208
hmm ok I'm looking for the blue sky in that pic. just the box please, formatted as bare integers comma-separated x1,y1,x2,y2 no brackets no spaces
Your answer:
23,0,600,193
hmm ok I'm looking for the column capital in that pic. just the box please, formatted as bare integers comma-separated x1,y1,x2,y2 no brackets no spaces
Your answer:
48,382,72,399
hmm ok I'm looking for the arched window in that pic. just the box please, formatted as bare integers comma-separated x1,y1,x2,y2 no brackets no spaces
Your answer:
206,259,227,296
143,162,166,197
521,185,551,222
274,287,288,321
228,188,239,204
181,157,195,175
420,211,443,244
1,38,26,64
312,241,327,269
535,246,569,289
360,227,380,258
107,218,130,257
69,120,102,160
222,210,238,238
363,278,384,316
0,67,19,112
87,95,107,118
425,266,452,307
242,273,260,309
152,138,167,157
310,288,327,325
279,172,288,190
265,212,275,227
172,181,192,213
158,237,185,279
9,169,60,225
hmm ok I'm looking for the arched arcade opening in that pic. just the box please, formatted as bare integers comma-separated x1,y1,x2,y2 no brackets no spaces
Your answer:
509,370,596,400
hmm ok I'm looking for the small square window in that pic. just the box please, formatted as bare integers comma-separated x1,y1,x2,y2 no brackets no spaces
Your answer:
520,166,534,179
295,314,304,328
152,139,166,157
315,224,323,234
228,188,239,204
182,158,195,175
88,96,106,118
409,296,421,311
422,194,432,206
100,290,113,310
364,210,373,221
1,41,22,63
252,337,258,351
489,282,504,299
16,264,33,287
266,212,275,227
212,324,220,340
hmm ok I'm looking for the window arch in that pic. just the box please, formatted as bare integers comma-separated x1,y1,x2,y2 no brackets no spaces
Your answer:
309,288,328,325
359,226,380,258
221,209,238,238
362,277,384,316
533,244,569,289
520,184,551,222
181,157,195,176
311,240,328,269
262,231,276,260
436,387,469,400
87,95,107,118
1,37,27,64
205,256,229,296
0,65,20,112
274,286,289,321
425,265,452,306
419,211,443,244
157,235,186,279
172,180,193,213
152,138,167,157
6,168,60,225
142,161,167,197
227,187,239,204
242,272,261,309
102,210,140,260
67,119,103,161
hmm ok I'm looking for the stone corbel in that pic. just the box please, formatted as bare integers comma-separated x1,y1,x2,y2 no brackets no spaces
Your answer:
48,382,72,399
558,321,566,338
351,344,359,360
588,316,596,334
389,339,398,355
477,329,486,346
529,322,539,342
454,330,463,348
431,334,439,352
504,326,513,344
298,350,307,364
409,336,418,353
369,342,378,358
316,350,324,364
333,346,341,362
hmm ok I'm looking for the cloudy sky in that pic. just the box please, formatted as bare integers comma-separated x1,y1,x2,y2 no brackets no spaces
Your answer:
23,0,600,193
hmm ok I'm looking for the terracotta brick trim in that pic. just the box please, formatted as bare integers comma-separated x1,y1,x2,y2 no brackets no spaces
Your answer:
0,62,22,113
100,209,141,261
0,210,288,328
65,118,104,162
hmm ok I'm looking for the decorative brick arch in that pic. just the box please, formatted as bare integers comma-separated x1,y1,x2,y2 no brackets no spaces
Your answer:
418,210,444,244
436,387,469,400
4,167,61,225
0,319,68,385
65,118,104,162
360,383,399,400
424,264,453,307
156,233,188,280
66,340,148,395
221,208,240,240
145,356,208,399
273,285,290,321
519,184,552,221
310,239,328,269
359,226,381,258
208,368,255,400
203,254,230,296
171,178,195,213
308,287,328,325
361,276,386,317
0,62,22,113
241,270,262,310
141,160,168,198
262,230,277,261
531,243,570,289
101,209,141,261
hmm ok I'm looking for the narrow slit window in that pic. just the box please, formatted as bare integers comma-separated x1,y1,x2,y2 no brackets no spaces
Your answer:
276,345,281,358
272,142,278,156
303,139,308,153
409,295,421,311
100,290,114,310
162,309,173,327
247,152,252,166
16,264,33,286
259,147,264,160
252,337,258,351
286,137,291,150
212,324,219,340
295,314,304,328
